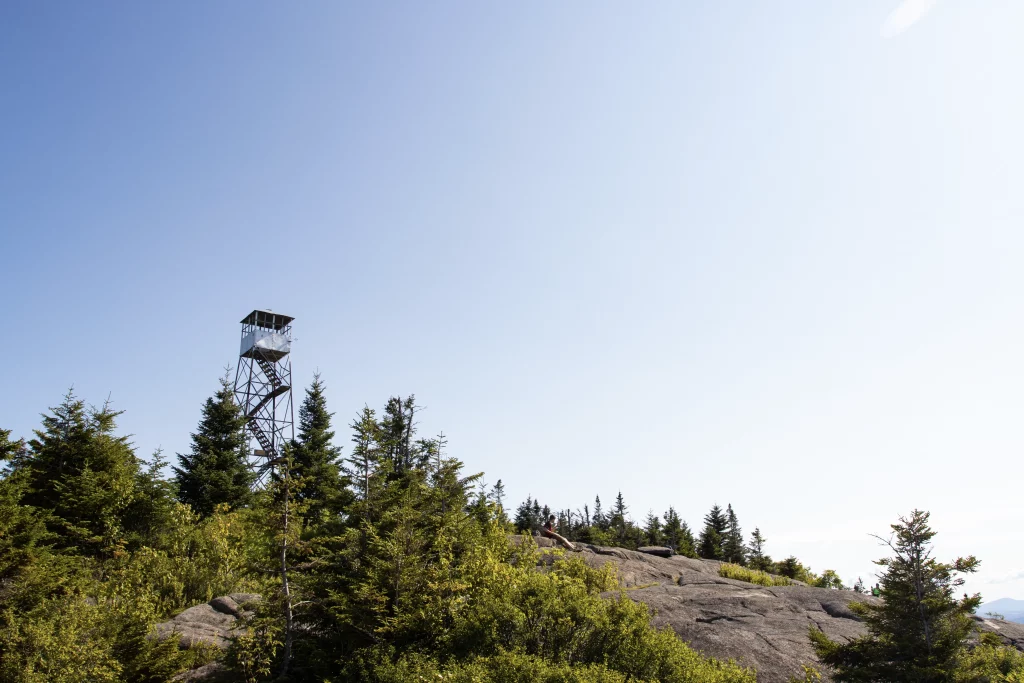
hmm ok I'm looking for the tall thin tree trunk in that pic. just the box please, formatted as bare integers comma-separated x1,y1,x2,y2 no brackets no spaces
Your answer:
278,467,294,678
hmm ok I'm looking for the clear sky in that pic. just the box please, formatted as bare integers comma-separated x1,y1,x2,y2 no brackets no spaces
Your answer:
2,2,1022,601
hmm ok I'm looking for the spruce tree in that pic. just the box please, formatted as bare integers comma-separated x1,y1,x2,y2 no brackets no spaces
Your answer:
491,479,506,509
174,374,253,517
293,373,348,526
643,511,662,546
811,510,981,681
0,427,24,465
662,507,683,552
16,391,146,556
776,556,804,580
491,479,508,523
747,527,772,571
380,395,422,474
514,496,535,533
722,504,746,565
611,491,628,542
678,520,698,558
593,495,607,530
698,504,728,560
344,406,381,506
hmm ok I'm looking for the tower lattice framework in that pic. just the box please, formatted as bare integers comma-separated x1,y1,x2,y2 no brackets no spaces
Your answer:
234,310,294,482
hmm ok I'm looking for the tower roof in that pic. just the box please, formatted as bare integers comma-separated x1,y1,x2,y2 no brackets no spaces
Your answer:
241,309,294,330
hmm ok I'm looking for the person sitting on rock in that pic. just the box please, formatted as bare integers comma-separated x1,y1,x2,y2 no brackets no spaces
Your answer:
871,583,881,597
541,514,576,551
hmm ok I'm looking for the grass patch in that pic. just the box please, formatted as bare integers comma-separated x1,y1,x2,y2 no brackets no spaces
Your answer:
719,563,792,587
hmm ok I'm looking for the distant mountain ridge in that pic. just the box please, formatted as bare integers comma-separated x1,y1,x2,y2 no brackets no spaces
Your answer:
981,598,1024,624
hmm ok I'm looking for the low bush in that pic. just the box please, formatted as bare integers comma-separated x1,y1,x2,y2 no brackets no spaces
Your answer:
719,563,791,587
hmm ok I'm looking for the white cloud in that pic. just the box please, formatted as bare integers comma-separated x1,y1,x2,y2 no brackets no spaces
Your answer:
986,570,1024,585
881,0,938,38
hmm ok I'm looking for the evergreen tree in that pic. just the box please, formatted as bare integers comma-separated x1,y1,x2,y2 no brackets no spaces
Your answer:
593,495,607,530
678,520,698,558
643,511,662,546
491,479,505,508
747,527,772,571
379,395,423,474
0,426,50,581
662,507,683,552
174,374,253,517
776,556,803,579
293,373,349,526
17,391,145,556
0,427,24,466
611,491,628,542
514,496,535,533
853,577,865,594
722,504,746,565
122,448,179,547
811,510,981,682
698,504,728,560
344,406,381,509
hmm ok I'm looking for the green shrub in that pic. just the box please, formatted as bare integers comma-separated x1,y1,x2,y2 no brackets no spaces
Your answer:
813,570,844,590
719,563,792,587
954,633,1024,682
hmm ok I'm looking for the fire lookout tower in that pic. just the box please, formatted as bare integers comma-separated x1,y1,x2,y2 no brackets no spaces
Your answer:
234,310,294,480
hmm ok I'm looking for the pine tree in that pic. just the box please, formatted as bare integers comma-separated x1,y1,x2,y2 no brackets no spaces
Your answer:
174,374,253,517
491,479,508,523
776,556,804,579
611,491,628,542
491,479,506,509
662,507,683,552
0,427,24,465
593,495,607,530
643,511,662,546
122,448,178,547
811,510,981,681
0,426,49,580
514,496,535,533
698,504,728,560
11,391,151,557
747,527,772,571
722,504,746,565
380,395,422,474
344,406,380,507
678,520,698,558
293,373,349,526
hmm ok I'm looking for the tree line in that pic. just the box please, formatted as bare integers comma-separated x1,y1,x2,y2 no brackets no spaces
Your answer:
515,493,827,585
0,375,755,683
2,371,1021,682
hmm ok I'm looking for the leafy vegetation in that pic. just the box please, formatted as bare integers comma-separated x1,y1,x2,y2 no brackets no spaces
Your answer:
718,563,792,587
810,509,1024,682
0,381,756,682
515,493,833,586
4,377,1020,682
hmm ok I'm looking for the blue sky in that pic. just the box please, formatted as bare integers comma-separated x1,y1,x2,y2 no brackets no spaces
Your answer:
2,1,1022,600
